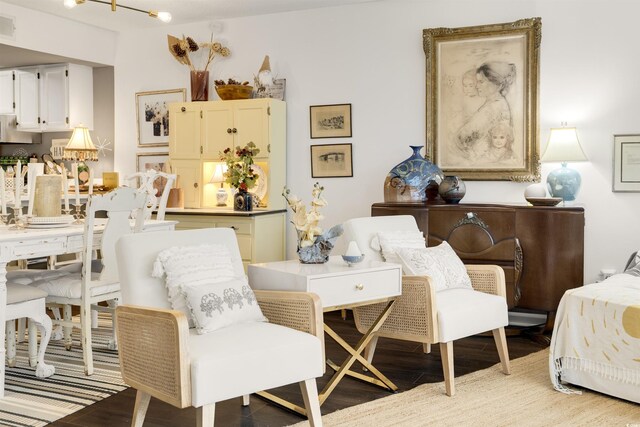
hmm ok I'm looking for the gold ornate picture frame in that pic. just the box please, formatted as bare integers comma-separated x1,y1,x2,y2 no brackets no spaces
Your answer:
423,18,541,181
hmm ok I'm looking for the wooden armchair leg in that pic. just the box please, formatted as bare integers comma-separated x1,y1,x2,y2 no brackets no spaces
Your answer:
131,390,151,427
423,343,431,354
440,341,455,397
364,335,379,364
242,394,250,406
492,327,511,375
196,403,215,427
300,378,322,427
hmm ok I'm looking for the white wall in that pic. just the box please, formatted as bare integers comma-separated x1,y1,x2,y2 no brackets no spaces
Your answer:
10,0,637,283
0,1,116,66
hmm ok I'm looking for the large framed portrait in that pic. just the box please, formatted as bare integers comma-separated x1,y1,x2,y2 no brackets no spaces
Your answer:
613,134,640,192
136,88,186,147
423,18,541,181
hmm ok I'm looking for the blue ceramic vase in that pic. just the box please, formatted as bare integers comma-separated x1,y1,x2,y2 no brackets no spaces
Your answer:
384,146,444,203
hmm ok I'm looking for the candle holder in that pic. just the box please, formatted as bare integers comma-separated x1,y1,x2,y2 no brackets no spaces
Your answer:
9,205,26,229
72,203,85,224
0,213,9,226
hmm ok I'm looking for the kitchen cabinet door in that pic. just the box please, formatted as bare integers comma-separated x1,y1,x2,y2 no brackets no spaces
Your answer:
14,68,39,130
0,70,14,114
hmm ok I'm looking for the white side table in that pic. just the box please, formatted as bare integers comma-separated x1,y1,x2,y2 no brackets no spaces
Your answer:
248,256,402,413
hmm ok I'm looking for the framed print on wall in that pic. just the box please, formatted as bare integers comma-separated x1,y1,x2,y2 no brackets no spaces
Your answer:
423,18,541,181
613,134,640,192
136,152,171,195
310,143,353,178
309,104,352,139
136,88,186,147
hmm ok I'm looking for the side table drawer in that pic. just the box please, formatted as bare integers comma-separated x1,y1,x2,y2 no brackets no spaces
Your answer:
309,269,401,310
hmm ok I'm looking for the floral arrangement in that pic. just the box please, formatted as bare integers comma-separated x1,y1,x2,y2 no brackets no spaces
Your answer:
283,183,343,263
167,34,230,72
282,183,327,248
220,142,260,191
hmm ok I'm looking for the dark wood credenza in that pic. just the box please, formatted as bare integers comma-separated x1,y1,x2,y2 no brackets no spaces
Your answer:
371,202,585,330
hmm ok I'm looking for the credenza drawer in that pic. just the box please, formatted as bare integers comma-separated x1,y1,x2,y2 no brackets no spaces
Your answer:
309,269,400,309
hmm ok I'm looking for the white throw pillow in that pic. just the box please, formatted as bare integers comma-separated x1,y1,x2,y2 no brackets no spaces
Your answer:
397,241,473,291
182,277,267,334
377,230,426,264
152,244,238,326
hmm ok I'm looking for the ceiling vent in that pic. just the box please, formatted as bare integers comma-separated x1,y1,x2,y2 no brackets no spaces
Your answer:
0,14,16,40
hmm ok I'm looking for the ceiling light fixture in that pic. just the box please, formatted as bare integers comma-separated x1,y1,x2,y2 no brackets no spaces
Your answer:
63,0,172,23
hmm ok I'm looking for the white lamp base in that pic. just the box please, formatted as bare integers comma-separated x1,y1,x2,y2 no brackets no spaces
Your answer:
216,188,228,206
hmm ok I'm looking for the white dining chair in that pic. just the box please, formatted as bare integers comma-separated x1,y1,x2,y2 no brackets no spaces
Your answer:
126,169,176,221
24,187,147,375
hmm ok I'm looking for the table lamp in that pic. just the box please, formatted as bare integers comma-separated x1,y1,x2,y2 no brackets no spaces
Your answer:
541,126,588,202
209,164,228,207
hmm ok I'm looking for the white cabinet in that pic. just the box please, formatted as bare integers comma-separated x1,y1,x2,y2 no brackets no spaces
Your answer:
0,70,14,114
164,210,286,269
5,63,93,132
169,99,286,209
14,67,39,130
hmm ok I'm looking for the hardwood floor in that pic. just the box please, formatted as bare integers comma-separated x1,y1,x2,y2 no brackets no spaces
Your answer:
50,311,548,427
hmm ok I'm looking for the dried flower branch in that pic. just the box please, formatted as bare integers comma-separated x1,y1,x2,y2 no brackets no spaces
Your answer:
167,34,231,72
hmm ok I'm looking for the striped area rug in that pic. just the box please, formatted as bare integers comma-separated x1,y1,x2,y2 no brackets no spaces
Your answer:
0,316,127,427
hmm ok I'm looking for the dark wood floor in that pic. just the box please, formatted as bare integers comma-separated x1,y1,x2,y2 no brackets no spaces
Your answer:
50,311,548,427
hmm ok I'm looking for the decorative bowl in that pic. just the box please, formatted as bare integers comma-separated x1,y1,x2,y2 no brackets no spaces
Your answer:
215,84,253,100
342,254,365,267
525,197,563,206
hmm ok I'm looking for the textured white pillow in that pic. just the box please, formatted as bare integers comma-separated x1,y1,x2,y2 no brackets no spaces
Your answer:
152,244,238,326
182,277,267,334
377,230,426,264
397,242,472,291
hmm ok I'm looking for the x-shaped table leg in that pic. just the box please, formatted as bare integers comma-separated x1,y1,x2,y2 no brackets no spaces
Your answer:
319,299,398,403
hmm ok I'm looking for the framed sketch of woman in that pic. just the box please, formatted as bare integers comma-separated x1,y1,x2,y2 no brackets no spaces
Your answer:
423,18,541,181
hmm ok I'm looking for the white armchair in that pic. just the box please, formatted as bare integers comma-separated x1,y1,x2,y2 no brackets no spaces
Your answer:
115,228,324,427
343,215,511,396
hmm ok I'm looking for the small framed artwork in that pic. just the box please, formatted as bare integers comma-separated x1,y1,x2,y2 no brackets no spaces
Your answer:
309,103,352,139
613,134,640,192
310,143,353,178
136,152,171,195
423,18,541,181
136,88,186,148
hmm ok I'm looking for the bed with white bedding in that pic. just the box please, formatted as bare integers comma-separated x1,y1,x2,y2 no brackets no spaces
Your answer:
549,272,640,403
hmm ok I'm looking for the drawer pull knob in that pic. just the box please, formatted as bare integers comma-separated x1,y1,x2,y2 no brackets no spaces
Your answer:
355,283,364,291
227,128,232,134
229,226,238,230
181,107,186,112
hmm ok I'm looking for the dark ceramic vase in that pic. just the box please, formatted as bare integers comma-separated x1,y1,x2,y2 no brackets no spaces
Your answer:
383,146,444,203
233,190,253,211
438,176,466,204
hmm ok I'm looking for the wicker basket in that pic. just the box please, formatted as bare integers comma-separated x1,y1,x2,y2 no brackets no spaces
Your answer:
215,84,253,100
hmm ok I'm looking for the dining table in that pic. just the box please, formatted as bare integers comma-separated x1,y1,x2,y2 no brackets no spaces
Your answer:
0,218,177,398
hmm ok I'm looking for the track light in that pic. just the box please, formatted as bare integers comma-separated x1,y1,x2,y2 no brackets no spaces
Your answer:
64,0,172,23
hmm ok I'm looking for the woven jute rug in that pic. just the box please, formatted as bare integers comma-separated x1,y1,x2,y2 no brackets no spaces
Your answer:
291,349,640,427
0,315,126,427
